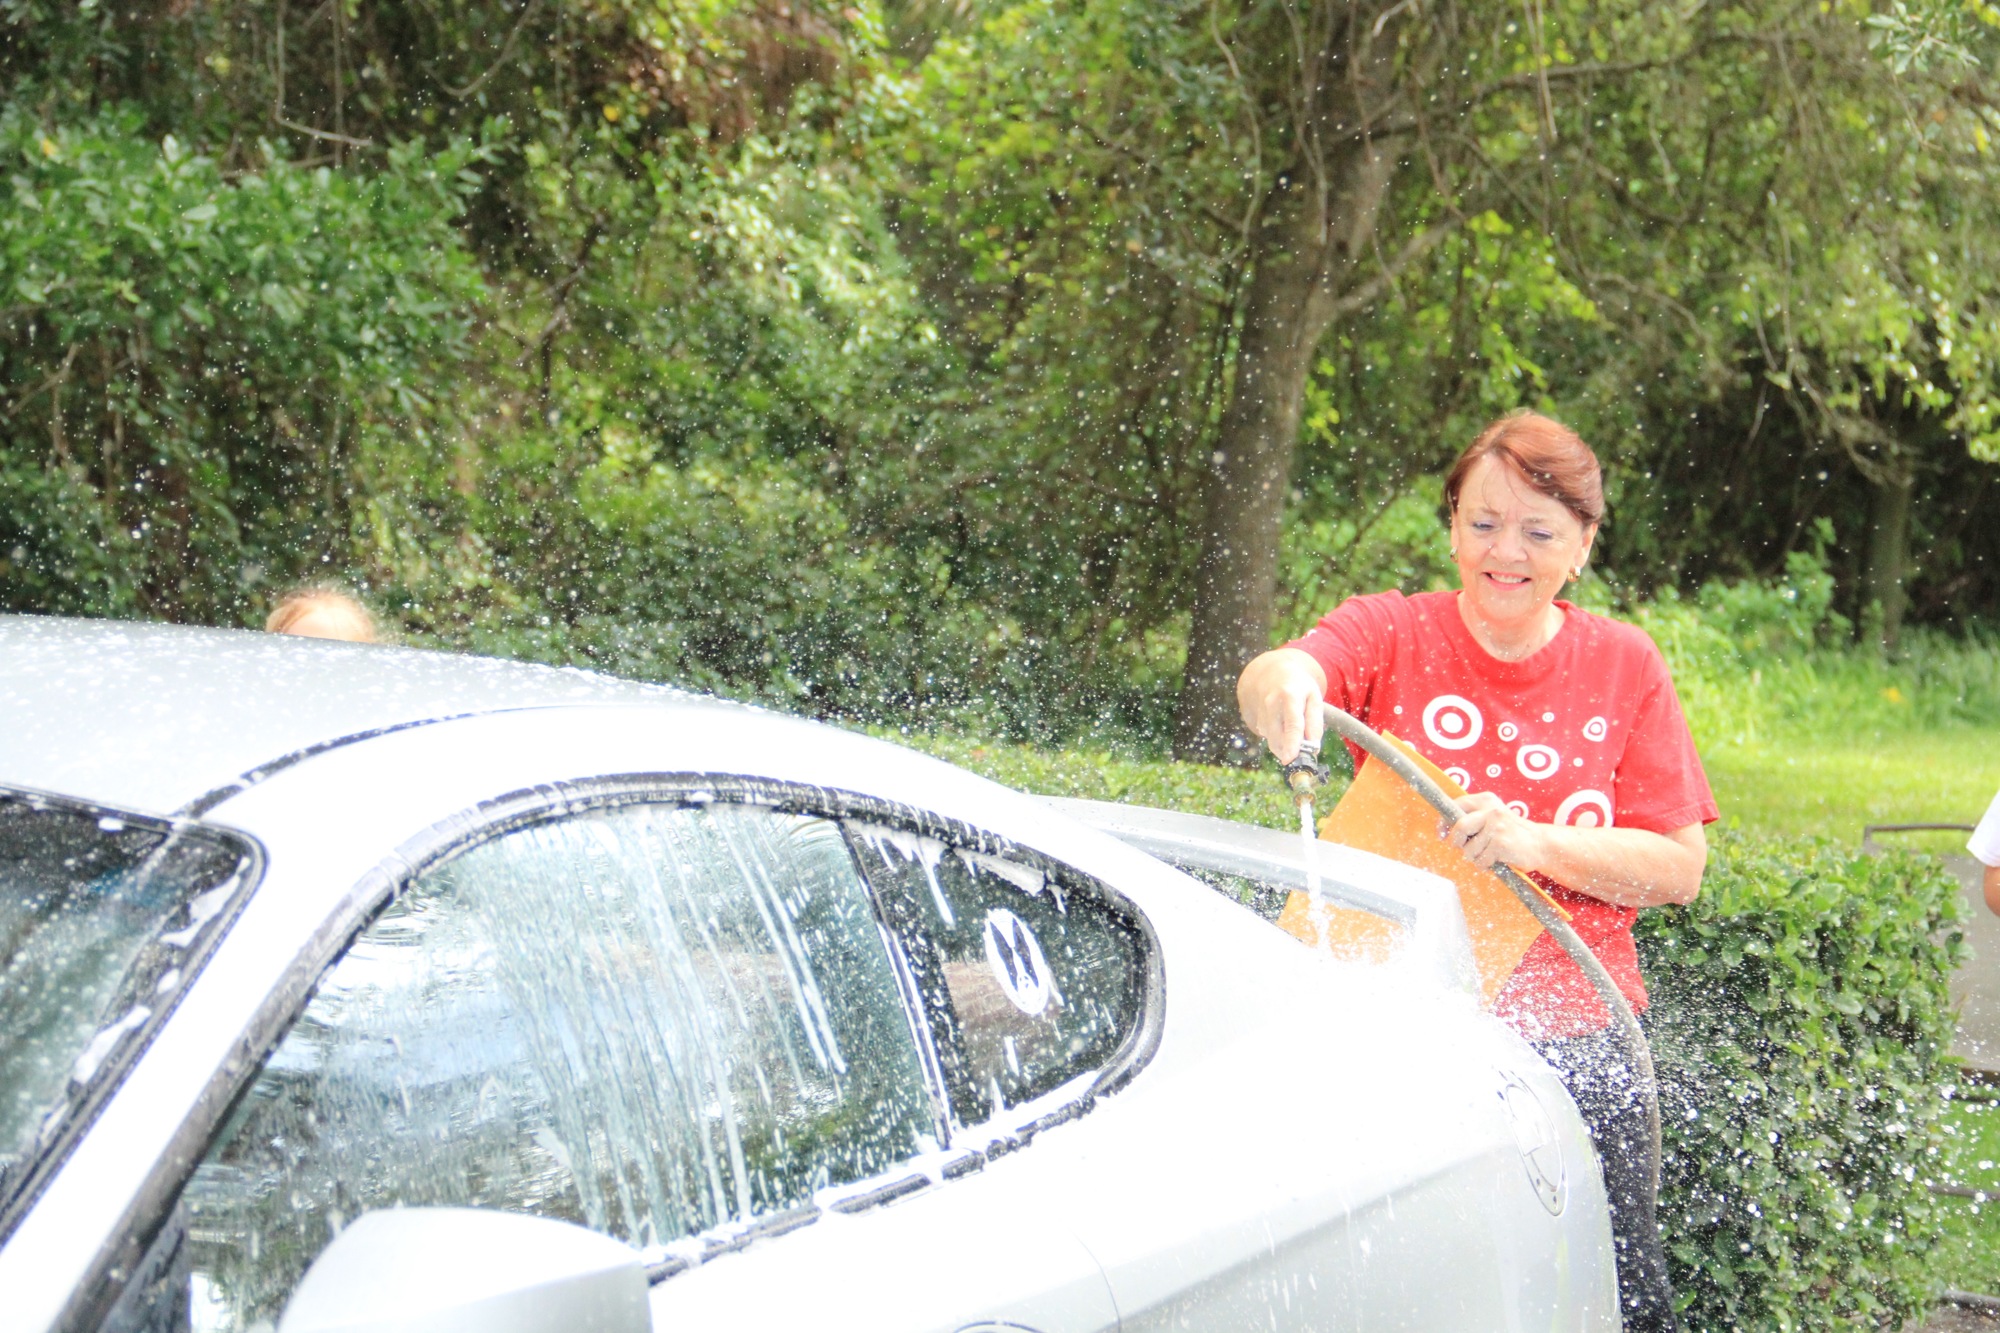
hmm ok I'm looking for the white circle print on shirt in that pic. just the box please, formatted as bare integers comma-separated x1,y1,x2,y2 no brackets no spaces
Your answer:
1515,743,1562,781
1423,694,1484,750
984,907,1058,1016
1554,789,1616,829
1582,715,1609,743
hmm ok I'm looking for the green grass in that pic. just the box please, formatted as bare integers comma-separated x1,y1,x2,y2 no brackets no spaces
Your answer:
1939,1098,2000,1297
1703,728,2000,842
891,720,2000,847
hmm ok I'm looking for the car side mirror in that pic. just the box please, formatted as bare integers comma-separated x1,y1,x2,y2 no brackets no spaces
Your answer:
278,1206,652,1333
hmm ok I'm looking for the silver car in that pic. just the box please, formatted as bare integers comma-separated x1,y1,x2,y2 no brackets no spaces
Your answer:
0,616,1616,1333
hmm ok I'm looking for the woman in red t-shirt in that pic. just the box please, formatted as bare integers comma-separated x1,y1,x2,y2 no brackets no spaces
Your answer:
1238,410,1715,1333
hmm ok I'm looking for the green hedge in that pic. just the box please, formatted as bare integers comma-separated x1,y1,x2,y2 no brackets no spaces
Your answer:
1639,834,1966,1331
897,732,1969,1329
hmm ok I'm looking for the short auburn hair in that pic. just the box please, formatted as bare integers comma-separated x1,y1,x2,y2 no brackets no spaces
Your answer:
1444,410,1604,529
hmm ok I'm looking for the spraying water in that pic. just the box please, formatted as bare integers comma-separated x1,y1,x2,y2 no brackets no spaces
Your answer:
1296,796,1329,949
1281,736,1332,945
1297,798,1322,901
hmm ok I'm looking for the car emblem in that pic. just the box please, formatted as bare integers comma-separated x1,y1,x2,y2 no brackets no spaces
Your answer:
984,908,1057,1016
1498,1070,1566,1216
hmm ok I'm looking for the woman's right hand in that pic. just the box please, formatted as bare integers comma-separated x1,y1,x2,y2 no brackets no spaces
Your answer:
1235,648,1329,765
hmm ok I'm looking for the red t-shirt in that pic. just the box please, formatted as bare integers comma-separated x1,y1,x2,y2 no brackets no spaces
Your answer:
1287,590,1718,1039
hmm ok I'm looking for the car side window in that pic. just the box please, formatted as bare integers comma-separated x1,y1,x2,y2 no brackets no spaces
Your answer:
847,824,1147,1128
174,801,934,1331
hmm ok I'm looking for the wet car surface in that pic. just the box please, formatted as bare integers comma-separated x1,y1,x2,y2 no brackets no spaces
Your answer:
0,615,1617,1332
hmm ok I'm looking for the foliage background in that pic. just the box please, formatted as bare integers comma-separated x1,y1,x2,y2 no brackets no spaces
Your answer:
2,0,1998,747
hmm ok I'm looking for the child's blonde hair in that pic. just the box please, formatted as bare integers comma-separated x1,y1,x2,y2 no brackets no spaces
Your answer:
264,584,379,643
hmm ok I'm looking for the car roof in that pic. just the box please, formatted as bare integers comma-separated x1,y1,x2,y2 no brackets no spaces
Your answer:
0,614,705,816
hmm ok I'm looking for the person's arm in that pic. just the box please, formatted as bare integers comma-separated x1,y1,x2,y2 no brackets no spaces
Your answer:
1968,792,2000,916
1445,793,1707,907
1237,648,1329,766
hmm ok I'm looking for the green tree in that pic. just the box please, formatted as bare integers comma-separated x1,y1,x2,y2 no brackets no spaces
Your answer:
902,0,1689,757
907,0,2000,756
7,0,2000,745
1534,0,2000,650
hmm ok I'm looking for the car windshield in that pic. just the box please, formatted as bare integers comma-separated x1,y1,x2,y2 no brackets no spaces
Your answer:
0,791,254,1213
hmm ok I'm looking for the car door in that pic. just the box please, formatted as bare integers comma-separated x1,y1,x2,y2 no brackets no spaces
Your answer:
94,783,1123,1333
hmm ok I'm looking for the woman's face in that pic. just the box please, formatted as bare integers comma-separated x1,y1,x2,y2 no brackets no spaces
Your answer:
1450,454,1596,628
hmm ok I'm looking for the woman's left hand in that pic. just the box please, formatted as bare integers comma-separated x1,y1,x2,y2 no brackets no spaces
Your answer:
1443,791,1546,872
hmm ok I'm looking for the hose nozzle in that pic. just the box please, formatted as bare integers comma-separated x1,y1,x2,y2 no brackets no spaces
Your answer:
1280,736,1329,806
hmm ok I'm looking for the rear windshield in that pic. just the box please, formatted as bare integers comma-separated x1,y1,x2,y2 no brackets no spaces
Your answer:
0,791,256,1217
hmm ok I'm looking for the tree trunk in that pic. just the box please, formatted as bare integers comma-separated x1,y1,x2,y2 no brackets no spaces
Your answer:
1171,141,1397,763
1863,471,1913,653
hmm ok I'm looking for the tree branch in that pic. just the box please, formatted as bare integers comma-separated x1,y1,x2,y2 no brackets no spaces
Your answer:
440,0,546,101
1322,218,1459,321
1465,57,1677,106
1208,0,1264,249
274,117,373,149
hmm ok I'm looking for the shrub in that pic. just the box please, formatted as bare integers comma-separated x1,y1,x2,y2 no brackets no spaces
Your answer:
1638,833,1966,1331
1691,543,1850,660
0,104,489,623
1275,477,1459,640
452,439,981,716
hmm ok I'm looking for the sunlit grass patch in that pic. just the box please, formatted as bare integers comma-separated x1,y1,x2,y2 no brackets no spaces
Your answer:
888,709,2000,850
1703,729,2000,842
1659,610,2000,841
